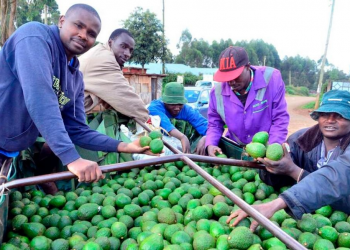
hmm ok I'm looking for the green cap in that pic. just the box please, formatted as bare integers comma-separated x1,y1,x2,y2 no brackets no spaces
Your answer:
162,82,188,104
310,90,350,120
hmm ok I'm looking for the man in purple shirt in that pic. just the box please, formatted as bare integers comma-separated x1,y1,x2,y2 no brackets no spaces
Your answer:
205,46,289,156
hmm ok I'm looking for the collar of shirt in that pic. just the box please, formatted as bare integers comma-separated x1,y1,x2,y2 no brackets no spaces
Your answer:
234,69,254,96
317,140,339,168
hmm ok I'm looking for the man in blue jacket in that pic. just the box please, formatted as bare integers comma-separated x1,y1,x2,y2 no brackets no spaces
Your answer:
148,82,208,154
227,90,350,230
0,4,154,184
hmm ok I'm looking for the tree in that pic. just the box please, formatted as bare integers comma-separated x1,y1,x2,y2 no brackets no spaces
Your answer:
16,0,59,27
0,0,17,46
211,38,234,67
1,0,60,46
280,55,317,89
175,29,213,68
123,7,169,70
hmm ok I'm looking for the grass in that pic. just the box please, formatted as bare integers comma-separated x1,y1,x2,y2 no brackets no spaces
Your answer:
301,101,315,109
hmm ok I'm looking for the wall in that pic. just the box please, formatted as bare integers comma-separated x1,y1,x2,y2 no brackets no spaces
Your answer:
123,67,165,105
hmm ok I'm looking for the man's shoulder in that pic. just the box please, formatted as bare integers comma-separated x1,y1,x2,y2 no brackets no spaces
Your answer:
149,99,163,107
79,43,120,71
80,43,114,61
6,22,51,45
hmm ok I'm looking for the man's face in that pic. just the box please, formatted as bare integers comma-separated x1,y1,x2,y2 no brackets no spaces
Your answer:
318,112,350,140
59,9,101,60
109,33,135,67
228,66,251,94
164,103,184,117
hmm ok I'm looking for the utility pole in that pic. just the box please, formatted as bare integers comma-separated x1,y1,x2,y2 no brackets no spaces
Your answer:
162,0,165,74
44,4,48,24
314,0,335,109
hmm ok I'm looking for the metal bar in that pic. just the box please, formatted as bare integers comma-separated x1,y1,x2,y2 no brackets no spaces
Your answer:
181,155,306,250
4,155,181,190
3,154,260,190
189,155,264,169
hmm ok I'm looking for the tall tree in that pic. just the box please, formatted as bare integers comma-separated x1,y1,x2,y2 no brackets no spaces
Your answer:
176,29,213,68
211,38,234,67
16,0,59,27
281,56,317,88
1,0,59,46
123,7,169,70
0,0,17,46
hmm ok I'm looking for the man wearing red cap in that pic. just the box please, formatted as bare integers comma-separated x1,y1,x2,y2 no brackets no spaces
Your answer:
205,46,289,156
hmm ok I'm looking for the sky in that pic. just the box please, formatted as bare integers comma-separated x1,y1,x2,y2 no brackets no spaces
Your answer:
56,0,350,74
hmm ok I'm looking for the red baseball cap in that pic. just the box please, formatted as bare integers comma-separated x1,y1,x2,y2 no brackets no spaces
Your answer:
214,46,249,82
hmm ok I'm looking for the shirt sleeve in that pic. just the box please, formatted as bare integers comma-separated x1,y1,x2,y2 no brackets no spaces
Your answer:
182,106,208,136
280,146,350,219
148,101,175,133
205,88,225,147
268,71,290,144
82,50,149,123
62,76,120,155
15,37,81,165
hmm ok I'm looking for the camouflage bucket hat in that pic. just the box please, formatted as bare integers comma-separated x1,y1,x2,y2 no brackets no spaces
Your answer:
162,82,188,104
310,90,350,120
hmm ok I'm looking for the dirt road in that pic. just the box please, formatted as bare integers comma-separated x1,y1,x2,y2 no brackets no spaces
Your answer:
286,95,317,136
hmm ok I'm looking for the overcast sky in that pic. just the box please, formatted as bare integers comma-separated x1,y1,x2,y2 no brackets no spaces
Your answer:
56,0,350,74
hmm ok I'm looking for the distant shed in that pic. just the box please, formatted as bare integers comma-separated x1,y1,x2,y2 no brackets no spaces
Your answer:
122,67,166,105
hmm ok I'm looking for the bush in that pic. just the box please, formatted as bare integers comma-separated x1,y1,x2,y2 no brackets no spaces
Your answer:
285,86,295,95
285,85,309,96
298,86,309,96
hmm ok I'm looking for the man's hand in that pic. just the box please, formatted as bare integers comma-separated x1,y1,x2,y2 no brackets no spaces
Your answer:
67,158,104,183
117,140,162,156
257,143,301,180
169,129,190,153
207,145,222,157
226,198,287,232
195,136,207,155
180,135,191,154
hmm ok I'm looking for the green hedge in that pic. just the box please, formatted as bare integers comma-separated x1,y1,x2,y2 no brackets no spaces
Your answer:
285,85,309,96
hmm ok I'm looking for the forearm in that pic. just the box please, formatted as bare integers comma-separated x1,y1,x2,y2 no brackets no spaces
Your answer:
169,129,186,140
280,154,350,219
269,198,288,212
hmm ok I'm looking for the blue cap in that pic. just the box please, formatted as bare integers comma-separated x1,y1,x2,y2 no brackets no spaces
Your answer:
310,90,350,120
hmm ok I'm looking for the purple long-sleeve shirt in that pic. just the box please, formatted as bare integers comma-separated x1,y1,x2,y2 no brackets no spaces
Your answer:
205,66,289,147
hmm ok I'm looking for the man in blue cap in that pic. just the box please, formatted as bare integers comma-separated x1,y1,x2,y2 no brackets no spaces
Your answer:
148,82,208,154
227,90,350,229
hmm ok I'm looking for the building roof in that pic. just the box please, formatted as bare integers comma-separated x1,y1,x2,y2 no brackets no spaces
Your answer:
125,62,218,76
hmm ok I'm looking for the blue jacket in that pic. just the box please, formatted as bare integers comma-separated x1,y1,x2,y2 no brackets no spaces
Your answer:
148,100,208,136
260,125,350,219
0,22,119,165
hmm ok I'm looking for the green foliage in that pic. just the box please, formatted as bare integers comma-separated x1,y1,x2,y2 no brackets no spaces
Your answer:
281,55,317,89
285,86,295,95
123,7,170,68
16,0,60,27
162,72,202,94
175,29,213,68
301,101,315,109
285,86,310,96
298,86,310,96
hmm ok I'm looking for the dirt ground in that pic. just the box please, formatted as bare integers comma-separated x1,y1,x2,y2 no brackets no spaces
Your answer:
285,95,317,136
